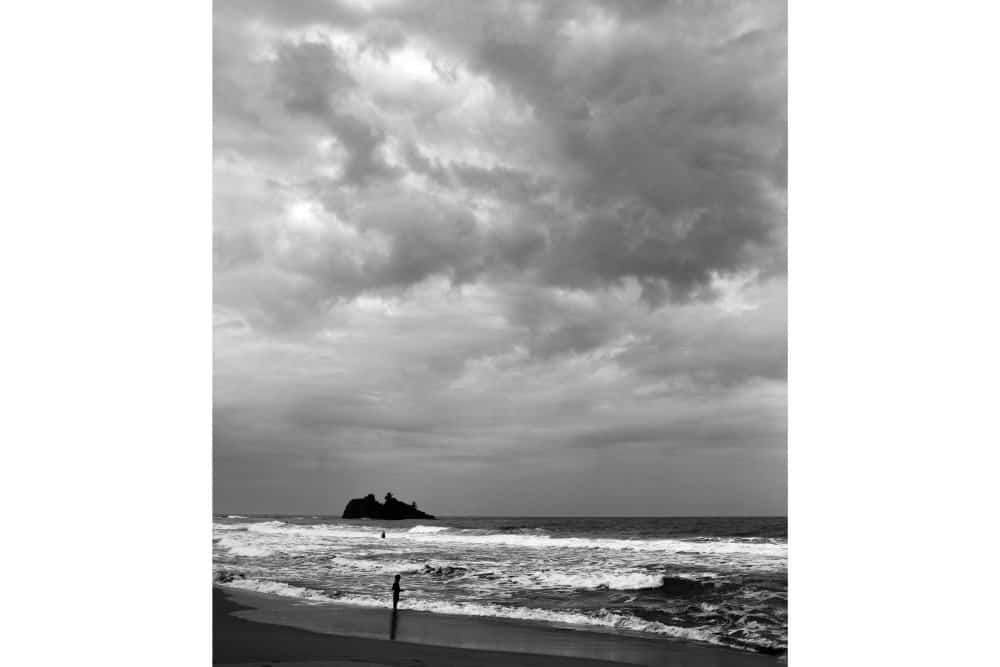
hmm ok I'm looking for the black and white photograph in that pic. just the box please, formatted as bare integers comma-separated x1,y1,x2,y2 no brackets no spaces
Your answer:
7,2,1000,666
213,1,787,665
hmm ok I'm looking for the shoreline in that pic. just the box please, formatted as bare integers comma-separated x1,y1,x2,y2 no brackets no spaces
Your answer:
214,585,781,666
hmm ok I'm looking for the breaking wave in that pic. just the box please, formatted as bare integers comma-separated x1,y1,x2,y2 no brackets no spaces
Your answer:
220,577,333,602
408,525,450,534
216,520,785,558
216,535,276,557
514,570,666,591
329,556,430,575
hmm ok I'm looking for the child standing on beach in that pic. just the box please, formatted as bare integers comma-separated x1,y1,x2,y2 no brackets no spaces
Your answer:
392,574,402,611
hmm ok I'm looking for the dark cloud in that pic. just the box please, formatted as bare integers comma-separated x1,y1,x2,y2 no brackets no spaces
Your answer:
216,0,785,305
402,142,452,186
273,40,354,117
451,162,550,202
542,204,777,304
271,40,402,187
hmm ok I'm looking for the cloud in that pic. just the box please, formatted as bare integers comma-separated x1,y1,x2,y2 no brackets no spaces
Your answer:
213,0,787,514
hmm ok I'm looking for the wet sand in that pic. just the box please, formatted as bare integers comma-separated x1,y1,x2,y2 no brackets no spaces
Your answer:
214,586,781,666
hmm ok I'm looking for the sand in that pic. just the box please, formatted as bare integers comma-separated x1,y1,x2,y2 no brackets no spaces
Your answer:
214,586,781,666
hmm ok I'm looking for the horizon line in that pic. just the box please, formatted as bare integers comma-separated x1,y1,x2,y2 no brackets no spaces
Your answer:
214,513,788,519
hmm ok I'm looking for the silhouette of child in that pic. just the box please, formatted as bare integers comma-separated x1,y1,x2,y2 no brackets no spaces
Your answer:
392,574,402,611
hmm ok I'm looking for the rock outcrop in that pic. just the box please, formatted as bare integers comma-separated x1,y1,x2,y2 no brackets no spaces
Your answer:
341,493,436,520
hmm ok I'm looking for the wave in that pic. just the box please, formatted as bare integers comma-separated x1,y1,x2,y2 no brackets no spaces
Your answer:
514,570,666,591
300,555,712,593
218,521,786,558
220,577,333,602
658,576,730,595
215,535,276,557
241,521,384,540
328,557,477,580
329,556,429,575
216,577,719,644
226,515,248,519
408,525,450,534
246,520,293,531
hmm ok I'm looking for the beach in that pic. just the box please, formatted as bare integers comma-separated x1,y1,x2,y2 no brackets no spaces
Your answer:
215,586,782,666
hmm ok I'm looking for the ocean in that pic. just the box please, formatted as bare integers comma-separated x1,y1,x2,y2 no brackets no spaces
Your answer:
213,515,787,656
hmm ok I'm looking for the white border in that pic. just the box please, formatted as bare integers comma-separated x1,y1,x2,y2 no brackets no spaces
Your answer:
3,1,211,664
791,2,999,665
3,2,998,665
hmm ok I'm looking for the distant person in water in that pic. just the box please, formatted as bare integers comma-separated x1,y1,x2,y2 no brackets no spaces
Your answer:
391,574,402,611
381,531,386,539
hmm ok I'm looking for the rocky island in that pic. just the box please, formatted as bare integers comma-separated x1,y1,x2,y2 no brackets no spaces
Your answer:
342,492,436,520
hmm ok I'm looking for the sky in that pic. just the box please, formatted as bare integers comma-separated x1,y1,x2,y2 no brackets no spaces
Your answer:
213,0,787,516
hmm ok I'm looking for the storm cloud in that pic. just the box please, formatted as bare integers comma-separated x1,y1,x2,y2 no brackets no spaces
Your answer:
214,0,786,515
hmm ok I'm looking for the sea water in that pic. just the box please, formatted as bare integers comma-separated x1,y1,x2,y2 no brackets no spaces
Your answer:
213,515,787,656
